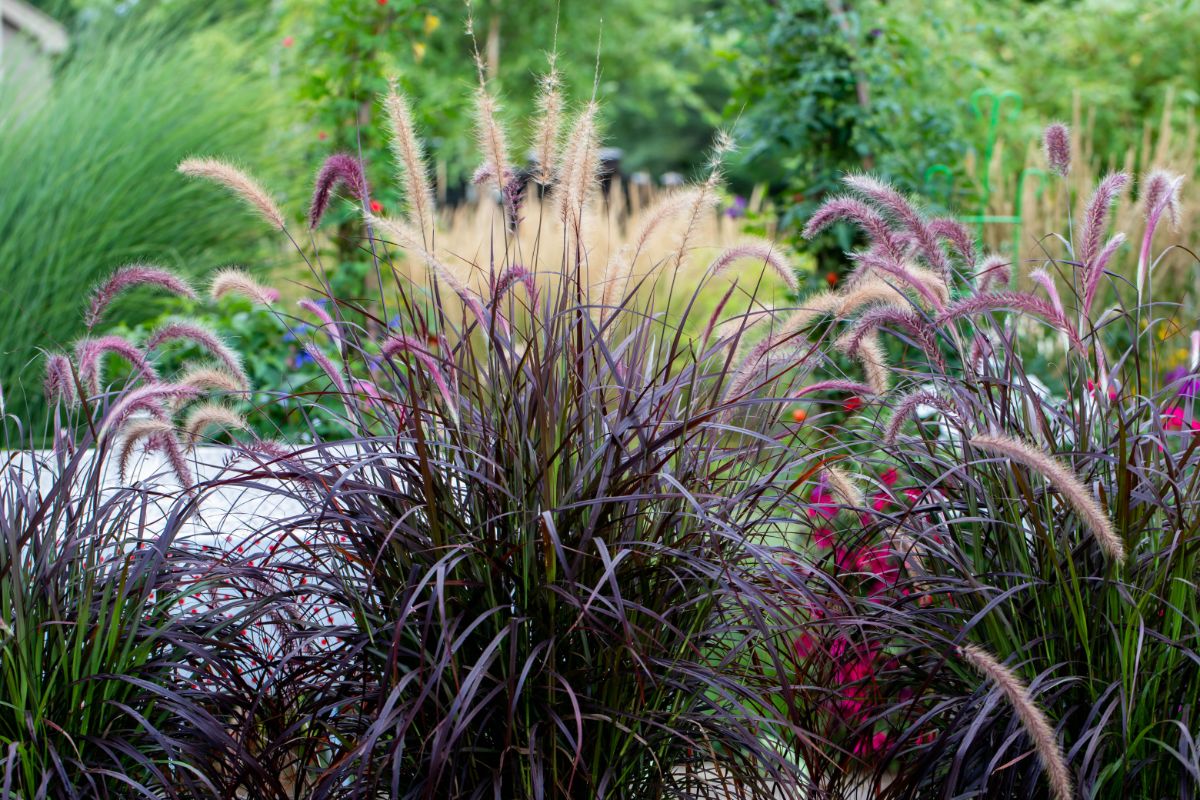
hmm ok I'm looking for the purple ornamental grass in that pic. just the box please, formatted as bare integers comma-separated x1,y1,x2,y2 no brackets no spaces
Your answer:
1136,170,1185,302
843,173,953,278
86,265,197,329
145,321,248,388
44,353,77,405
75,335,159,396
1077,172,1130,308
1043,123,1072,177
308,152,369,229
804,195,907,262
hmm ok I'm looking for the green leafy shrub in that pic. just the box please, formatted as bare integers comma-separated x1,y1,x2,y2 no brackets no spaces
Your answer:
0,17,292,439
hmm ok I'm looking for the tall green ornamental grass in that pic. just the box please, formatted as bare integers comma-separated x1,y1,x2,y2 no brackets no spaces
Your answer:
0,17,290,440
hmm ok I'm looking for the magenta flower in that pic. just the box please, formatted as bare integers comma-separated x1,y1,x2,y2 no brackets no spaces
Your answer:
809,486,838,519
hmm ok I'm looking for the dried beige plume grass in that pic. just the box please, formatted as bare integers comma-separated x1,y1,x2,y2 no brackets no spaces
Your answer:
970,433,1125,561
708,241,799,292
177,365,247,395
532,60,563,186
184,403,247,447
959,644,1073,800
210,268,278,306
474,85,512,198
178,157,285,230
383,83,435,242
841,332,890,395
598,187,704,320
669,132,733,274
556,101,601,230
824,465,864,508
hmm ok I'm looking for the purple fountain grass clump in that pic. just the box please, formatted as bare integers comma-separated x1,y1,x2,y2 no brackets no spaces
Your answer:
883,390,957,444
44,353,77,405
804,195,906,262
1136,170,1185,302
938,291,1085,353
86,265,197,329
98,383,202,441
849,251,947,310
1077,172,1130,310
381,333,458,415
843,174,953,279
309,153,369,229
1043,123,1072,177
841,306,944,368
145,321,249,389
928,218,977,268
75,335,159,396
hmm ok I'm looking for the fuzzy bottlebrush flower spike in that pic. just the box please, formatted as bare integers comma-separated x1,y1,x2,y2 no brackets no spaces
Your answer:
1136,169,1185,303
843,173,953,279
803,195,906,262
531,59,563,187
555,101,601,232
44,353,77,406
708,241,799,292
178,157,286,230
383,83,436,241
308,153,369,229
970,433,1125,561
210,268,279,306
145,321,249,389
1043,123,1072,177
86,265,197,329
959,644,1074,800
75,335,159,396
183,403,247,447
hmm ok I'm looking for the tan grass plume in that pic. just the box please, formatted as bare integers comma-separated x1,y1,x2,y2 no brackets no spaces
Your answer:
184,403,247,447
178,157,285,230
959,644,1073,800
970,433,1125,561
383,82,436,242
210,268,278,306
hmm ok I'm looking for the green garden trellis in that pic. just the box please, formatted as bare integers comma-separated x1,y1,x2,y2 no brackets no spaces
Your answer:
924,88,1049,265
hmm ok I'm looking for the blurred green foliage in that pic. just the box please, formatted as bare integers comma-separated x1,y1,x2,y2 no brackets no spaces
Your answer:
0,10,296,440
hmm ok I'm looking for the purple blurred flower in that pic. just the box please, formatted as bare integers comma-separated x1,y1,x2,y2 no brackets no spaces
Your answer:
724,195,748,219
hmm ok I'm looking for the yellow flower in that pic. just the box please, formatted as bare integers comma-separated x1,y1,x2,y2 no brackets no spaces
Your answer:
424,13,441,35
412,41,426,62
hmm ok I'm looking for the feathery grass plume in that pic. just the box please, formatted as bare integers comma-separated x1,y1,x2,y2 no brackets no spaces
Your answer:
804,195,906,261
97,383,201,441
381,333,459,417
850,251,948,310
145,321,249,389
178,157,286,230
824,465,865,509
1077,172,1130,288
115,418,175,481
183,403,246,447
474,85,512,199
1043,123,1072,178
150,429,194,490
555,100,601,231
938,292,1084,354
176,365,246,395
303,343,348,397
383,83,435,241
210,268,278,306
839,306,943,368
708,241,799,292
598,187,704,320
1028,269,1066,318
531,58,563,186
1136,170,1185,302
298,298,342,348
491,264,538,303
970,433,1124,561
1082,232,1127,315
308,153,368,229
846,333,890,395
976,254,1012,293
843,173,952,279
670,132,733,273
86,265,197,329
366,212,492,330
883,390,957,444
833,277,912,314
959,644,1074,800
928,217,977,267
44,353,77,405
75,335,159,396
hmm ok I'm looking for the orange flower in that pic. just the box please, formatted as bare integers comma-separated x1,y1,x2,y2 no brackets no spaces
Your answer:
791,407,807,424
